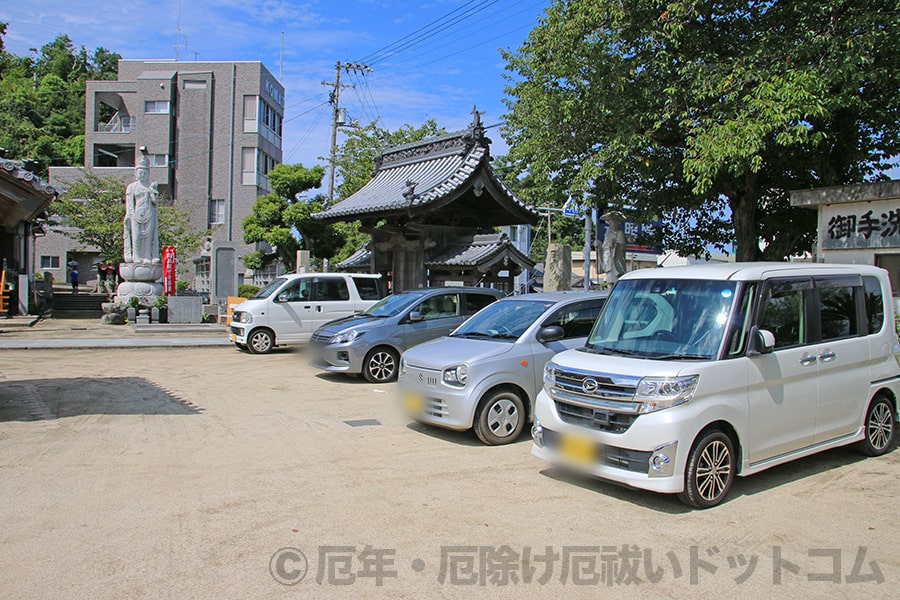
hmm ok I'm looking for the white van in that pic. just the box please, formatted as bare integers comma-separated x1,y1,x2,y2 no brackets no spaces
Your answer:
229,273,383,353
532,263,900,508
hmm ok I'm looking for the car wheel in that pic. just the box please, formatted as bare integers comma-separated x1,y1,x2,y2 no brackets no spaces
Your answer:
857,394,896,457
363,347,399,383
247,329,275,354
678,430,735,509
474,388,526,445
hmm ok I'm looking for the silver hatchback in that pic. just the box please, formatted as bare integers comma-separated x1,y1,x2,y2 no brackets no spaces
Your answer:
399,291,608,445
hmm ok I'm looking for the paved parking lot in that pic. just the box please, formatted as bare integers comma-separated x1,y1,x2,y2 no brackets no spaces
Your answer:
1,339,897,598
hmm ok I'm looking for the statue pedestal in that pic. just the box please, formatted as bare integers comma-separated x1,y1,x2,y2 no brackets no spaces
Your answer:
115,262,163,305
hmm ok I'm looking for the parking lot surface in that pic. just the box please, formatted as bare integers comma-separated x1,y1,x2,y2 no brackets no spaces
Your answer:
1,336,897,598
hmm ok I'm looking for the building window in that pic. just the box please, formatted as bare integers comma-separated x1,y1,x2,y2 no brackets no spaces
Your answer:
149,154,168,167
243,95,258,133
40,256,60,270
209,198,226,226
145,100,170,114
241,148,257,186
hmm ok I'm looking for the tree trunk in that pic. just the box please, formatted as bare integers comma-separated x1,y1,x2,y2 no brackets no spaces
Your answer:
728,172,762,262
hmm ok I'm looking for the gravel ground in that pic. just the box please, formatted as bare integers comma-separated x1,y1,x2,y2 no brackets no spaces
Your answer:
0,339,897,599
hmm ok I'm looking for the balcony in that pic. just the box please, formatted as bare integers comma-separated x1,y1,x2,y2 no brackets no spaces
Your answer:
97,113,135,133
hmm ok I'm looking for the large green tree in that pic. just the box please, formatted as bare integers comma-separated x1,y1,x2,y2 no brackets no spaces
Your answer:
501,0,900,261
242,163,344,271
0,25,119,173
52,170,206,266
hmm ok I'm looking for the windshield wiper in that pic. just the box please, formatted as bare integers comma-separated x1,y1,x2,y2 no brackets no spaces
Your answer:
656,354,711,361
585,346,641,357
451,331,493,338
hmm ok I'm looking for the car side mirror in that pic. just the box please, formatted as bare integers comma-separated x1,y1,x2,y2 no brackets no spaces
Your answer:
275,292,289,303
537,325,565,343
747,326,776,356
409,311,424,322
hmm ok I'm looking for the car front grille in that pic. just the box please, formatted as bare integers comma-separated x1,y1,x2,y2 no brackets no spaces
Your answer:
547,366,643,414
555,400,638,433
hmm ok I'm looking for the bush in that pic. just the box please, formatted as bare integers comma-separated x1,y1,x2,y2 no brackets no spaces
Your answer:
175,280,189,293
238,284,260,298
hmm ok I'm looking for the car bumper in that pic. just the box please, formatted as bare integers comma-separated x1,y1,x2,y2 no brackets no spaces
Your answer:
530,390,688,494
309,341,366,375
230,323,249,346
397,369,477,431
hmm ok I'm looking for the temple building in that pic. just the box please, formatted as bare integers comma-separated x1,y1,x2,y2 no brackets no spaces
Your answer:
315,111,538,293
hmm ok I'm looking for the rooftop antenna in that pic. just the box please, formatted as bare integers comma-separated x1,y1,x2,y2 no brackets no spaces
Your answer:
173,0,188,61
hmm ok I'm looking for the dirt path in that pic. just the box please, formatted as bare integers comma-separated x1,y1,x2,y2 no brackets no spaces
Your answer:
1,346,897,598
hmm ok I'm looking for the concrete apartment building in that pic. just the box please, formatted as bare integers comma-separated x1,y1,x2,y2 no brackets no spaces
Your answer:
41,59,284,300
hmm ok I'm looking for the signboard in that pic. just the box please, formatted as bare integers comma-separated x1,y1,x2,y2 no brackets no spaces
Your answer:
563,198,582,218
162,245,177,295
821,200,900,250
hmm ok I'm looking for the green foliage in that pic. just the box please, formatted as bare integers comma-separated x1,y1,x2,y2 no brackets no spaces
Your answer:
0,26,120,174
242,163,346,271
153,295,166,309
175,280,189,293
238,284,260,298
128,295,140,309
53,170,208,265
501,0,900,261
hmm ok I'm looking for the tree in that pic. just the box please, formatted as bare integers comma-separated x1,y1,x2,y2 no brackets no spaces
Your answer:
501,0,900,261
0,26,120,174
242,163,345,271
53,170,206,265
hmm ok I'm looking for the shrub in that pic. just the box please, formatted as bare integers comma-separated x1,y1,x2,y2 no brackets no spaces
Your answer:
238,284,260,298
175,280,189,293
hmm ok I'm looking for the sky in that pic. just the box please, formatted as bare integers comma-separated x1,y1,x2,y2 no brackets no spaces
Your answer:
2,0,550,176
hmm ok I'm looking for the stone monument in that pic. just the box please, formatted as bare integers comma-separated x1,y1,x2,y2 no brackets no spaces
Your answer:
115,155,163,305
601,210,627,284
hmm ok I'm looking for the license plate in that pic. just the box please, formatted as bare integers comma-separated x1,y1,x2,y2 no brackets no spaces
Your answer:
230,333,236,343
403,391,424,415
559,431,596,465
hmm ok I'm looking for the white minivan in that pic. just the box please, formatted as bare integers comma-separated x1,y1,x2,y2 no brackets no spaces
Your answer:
532,262,900,508
229,273,383,353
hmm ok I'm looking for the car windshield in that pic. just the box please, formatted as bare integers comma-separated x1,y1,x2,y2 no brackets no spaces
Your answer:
585,278,738,360
364,292,426,318
252,277,288,299
451,299,555,340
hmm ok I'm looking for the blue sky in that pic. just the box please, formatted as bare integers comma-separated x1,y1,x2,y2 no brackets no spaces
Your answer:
2,0,550,173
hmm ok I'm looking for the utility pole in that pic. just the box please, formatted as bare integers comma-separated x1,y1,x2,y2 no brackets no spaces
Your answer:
322,62,371,207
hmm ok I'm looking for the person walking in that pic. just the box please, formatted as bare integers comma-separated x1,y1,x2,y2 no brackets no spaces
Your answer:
71,267,79,294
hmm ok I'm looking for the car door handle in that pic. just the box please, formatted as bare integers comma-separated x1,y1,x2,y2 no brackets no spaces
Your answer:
799,354,817,366
818,351,836,362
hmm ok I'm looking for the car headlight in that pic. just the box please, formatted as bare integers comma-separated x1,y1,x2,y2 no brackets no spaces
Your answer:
442,364,468,387
235,311,251,324
542,361,558,395
331,329,365,344
635,375,699,413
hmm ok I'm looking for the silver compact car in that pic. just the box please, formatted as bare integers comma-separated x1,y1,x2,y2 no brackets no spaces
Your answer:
309,287,504,383
399,291,608,445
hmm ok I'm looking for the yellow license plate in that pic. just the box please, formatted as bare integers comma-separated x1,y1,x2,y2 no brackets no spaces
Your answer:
559,432,596,465
403,391,424,415
230,333,236,343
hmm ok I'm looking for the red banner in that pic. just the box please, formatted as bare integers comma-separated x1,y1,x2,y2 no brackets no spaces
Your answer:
162,246,177,295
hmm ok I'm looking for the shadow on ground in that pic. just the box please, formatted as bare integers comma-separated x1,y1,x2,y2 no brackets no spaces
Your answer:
0,376,203,422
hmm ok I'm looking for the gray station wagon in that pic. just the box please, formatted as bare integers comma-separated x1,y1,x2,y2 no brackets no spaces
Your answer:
309,287,504,383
